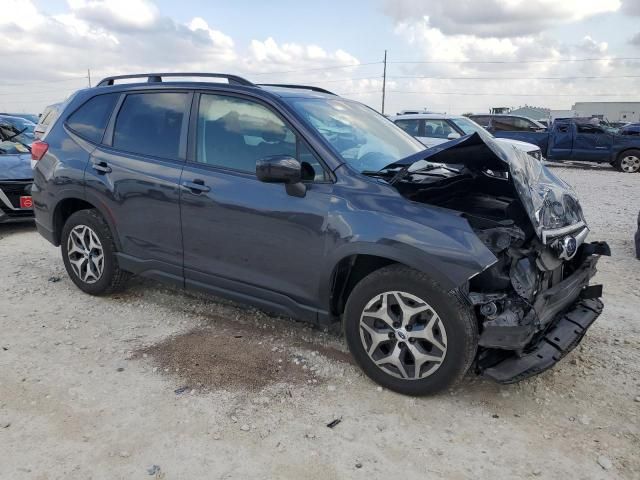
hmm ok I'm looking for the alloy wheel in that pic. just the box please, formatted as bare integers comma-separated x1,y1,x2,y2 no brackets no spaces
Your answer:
621,155,640,173
359,291,447,380
67,225,105,284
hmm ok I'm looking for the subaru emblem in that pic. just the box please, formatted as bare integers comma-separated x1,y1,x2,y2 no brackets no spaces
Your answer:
563,236,577,259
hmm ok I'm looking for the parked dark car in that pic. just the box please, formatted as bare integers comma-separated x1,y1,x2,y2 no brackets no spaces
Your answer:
0,125,34,223
469,114,547,133
471,115,640,172
31,73,609,395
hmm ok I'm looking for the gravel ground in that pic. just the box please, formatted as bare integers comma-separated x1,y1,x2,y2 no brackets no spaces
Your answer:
1,165,639,480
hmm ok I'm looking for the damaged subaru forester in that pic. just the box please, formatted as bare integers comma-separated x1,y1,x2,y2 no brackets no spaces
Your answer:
31,74,610,395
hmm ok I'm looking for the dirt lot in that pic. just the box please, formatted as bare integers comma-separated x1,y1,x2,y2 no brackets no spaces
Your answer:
1,165,639,480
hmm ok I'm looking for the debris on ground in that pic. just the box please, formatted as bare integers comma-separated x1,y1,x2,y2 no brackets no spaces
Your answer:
147,465,161,475
326,418,342,429
597,456,613,470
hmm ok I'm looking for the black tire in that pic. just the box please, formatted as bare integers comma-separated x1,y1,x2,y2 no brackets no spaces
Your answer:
614,149,640,173
60,209,130,295
344,265,477,396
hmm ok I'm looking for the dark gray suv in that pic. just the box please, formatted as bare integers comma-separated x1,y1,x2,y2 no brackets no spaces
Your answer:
31,73,609,395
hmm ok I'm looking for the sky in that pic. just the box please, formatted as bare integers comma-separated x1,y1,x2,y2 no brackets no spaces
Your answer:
1,0,639,115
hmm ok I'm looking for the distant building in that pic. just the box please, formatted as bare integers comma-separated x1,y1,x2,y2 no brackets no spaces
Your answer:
490,107,511,114
508,106,551,121
571,102,640,123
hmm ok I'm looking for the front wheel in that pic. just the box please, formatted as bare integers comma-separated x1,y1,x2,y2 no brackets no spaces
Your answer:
61,209,130,295
614,150,640,173
344,265,478,396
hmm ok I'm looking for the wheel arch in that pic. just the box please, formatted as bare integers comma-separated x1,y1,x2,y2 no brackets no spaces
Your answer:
52,196,121,249
324,242,476,319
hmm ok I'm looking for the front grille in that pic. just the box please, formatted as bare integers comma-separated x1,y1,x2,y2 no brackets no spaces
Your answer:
0,180,32,209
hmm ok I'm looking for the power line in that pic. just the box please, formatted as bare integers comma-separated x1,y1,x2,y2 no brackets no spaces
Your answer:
0,88,80,97
390,74,640,81
0,76,88,87
388,56,640,65
387,90,638,97
247,61,382,76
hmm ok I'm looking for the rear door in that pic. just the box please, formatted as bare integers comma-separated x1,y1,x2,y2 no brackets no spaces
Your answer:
571,122,614,161
179,92,333,320
84,91,190,279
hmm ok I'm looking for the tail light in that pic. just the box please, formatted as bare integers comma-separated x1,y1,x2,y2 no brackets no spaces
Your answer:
31,140,49,161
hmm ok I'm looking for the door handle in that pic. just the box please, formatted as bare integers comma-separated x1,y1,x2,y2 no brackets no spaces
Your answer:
182,179,211,194
92,161,112,174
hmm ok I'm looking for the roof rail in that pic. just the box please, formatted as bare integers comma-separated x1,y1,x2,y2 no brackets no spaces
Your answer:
257,84,337,96
96,73,254,87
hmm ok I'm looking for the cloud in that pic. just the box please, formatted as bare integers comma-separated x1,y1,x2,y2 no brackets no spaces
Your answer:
631,32,640,46
0,0,361,113
383,0,621,37
67,0,160,32
621,0,640,15
378,17,633,115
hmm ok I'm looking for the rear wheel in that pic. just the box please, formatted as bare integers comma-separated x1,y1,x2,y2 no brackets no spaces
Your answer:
614,150,640,173
344,265,477,395
61,209,130,295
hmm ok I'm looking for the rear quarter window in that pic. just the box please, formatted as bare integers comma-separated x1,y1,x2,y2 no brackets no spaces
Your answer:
66,94,119,143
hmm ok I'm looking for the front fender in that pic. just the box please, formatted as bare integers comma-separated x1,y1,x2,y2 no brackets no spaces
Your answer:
318,199,498,307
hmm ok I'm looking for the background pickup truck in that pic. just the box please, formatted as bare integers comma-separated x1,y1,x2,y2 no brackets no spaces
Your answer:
471,116,640,173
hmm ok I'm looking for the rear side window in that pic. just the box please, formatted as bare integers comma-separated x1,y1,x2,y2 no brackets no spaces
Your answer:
470,116,490,127
424,119,456,138
113,92,188,160
395,119,421,136
66,94,119,143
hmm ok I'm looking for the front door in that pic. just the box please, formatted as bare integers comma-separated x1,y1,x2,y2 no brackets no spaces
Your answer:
571,122,614,162
547,119,574,160
180,92,333,320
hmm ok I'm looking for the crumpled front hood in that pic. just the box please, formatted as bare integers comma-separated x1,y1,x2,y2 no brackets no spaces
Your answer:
386,132,585,243
0,153,33,180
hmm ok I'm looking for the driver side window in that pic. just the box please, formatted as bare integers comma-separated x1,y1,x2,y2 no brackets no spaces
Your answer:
196,94,328,181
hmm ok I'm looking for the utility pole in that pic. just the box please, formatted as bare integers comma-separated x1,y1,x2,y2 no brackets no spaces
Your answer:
87,69,92,88
381,50,387,115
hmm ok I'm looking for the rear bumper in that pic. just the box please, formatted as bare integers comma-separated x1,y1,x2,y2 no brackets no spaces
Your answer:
483,298,602,383
35,219,57,245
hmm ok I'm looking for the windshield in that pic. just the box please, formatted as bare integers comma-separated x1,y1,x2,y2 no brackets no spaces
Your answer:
288,98,425,172
450,117,489,136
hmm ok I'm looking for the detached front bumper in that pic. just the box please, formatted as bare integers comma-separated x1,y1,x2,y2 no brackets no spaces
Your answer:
483,298,602,383
478,241,610,384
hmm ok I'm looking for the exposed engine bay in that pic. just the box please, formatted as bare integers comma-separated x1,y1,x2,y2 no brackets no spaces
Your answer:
382,133,611,383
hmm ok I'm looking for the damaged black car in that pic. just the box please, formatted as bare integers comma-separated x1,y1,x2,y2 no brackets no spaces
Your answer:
31,77,608,395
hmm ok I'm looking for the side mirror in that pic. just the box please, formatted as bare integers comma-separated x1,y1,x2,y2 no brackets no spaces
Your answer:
447,132,461,140
256,155,306,197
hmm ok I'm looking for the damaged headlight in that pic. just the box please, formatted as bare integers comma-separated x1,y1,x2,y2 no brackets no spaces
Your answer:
527,149,543,161
539,190,584,231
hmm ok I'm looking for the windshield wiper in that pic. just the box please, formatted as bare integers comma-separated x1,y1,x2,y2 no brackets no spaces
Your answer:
6,127,27,142
4,128,31,152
